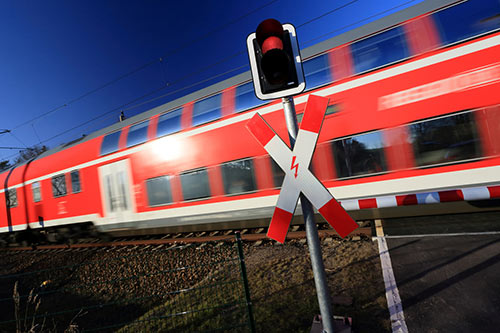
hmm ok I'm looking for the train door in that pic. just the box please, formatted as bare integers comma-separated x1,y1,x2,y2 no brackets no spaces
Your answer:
98,159,135,223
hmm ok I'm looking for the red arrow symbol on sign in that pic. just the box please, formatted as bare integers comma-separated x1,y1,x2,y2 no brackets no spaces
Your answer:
246,95,358,243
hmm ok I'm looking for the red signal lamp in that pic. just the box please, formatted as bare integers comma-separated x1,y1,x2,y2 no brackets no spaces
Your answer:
246,19,305,100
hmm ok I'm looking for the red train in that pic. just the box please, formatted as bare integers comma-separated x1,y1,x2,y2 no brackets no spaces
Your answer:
2,0,500,242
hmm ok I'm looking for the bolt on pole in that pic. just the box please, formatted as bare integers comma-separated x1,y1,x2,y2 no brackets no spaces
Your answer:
281,96,335,333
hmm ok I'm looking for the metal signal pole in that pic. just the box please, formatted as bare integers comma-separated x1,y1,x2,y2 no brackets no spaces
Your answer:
282,96,335,333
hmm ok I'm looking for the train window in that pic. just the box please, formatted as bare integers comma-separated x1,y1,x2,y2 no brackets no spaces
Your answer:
326,104,339,115
221,158,257,195
270,159,285,188
180,168,210,201
409,111,482,167
32,182,41,202
192,94,222,127
433,0,500,46
7,189,17,208
303,54,333,90
157,108,182,137
71,170,81,193
331,131,388,178
296,113,304,125
100,131,121,156
235,82,267,113
351,26,409,74
104,175,116,212
127,120,149,148
52,174,67,197
298,104,338,124
146,176,173,206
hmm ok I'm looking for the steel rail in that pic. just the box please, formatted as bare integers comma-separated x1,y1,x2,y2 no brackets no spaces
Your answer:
3,228,372,251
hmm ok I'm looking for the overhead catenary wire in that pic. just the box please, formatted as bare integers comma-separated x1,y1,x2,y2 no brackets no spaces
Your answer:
32,124,42,145
2,49,250,158
11,60,159,131
8,0,355,134
296,0,359,28
122,64,249,113
9,132,27,148
1,57,249,161
70,0,396,122
0,132,28,161
302,0,418,46
2,0,418,161
116,0,419,115
9,0,280,132
0,1,278,161
32,63,249,146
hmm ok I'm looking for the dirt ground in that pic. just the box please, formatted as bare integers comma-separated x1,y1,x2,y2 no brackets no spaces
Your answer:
244,237,390,332
0,236,390,332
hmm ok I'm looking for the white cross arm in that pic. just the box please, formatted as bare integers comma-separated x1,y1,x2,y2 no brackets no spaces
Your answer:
246,95,358,243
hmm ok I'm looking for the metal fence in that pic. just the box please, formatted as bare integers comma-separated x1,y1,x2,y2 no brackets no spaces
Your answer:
0,233,255,332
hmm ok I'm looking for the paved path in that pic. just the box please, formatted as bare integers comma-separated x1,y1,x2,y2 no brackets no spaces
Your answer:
379,212,500,332
387,234,500,332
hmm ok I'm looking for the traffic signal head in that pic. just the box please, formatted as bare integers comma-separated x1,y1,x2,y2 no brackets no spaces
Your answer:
247,19,305,100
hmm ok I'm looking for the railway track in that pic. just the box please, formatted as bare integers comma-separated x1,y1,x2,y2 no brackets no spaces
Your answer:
3,225,372,251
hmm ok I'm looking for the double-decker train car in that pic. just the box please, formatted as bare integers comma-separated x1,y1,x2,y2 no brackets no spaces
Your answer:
1,0,500,241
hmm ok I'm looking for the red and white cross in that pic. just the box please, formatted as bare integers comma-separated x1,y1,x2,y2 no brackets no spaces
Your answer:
246,95,359,243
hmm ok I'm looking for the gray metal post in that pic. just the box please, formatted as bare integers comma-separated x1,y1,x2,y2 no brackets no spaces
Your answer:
281,96,335,333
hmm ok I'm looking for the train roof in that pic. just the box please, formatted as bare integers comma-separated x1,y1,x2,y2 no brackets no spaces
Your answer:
14,0,458,166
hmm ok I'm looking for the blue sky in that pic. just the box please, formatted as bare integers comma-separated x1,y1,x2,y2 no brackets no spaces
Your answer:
0,0,421,162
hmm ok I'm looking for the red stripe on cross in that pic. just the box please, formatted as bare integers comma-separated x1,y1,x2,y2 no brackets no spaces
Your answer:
488,185,500,198
318,198,359,238
358,198,378,209
267,207,294,243
246,113,276,147
300,95,329,134
396,194,418,206
438,190,464,202
247,95,359,242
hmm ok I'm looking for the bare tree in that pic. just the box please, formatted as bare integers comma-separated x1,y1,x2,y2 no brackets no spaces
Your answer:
0,160,11,172
13,145,48,164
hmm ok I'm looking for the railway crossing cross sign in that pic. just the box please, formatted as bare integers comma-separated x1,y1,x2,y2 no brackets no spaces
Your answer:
246,95,359,243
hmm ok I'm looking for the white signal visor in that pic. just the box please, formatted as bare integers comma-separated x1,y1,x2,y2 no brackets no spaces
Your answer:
246,23,306,100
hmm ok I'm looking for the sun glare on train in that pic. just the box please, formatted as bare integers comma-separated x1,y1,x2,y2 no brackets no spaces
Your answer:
151,136,183,162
